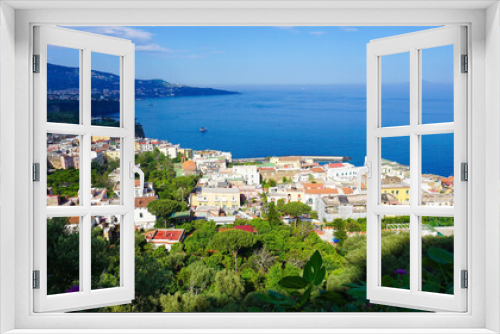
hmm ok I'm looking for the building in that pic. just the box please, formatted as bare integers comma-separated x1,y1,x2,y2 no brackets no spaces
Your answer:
381,184,410,204
267,186,305,204
144,229,185,250
190,187,241,212
270,156,303,169
134,196,157,229
326,163,362,181
182,160,198,176
232,165,261,185
105,149,120,161
159,144,179,159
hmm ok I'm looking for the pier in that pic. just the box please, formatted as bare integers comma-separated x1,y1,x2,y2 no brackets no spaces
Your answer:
233,155,350,163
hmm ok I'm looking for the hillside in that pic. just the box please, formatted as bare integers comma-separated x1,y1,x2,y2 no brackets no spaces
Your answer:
47,63,239,99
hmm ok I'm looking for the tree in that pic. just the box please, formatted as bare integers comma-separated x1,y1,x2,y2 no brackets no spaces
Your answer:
251,246,277,272
177,261,213,294
282,176,288,183
332,218,348,247
209,230,256,273
310,210,318,220
267,201,281,225
279,201,312,229
214,269,245,300
147,199,181,228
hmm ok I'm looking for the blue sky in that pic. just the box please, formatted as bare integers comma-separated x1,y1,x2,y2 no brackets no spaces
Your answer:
51,26,453,87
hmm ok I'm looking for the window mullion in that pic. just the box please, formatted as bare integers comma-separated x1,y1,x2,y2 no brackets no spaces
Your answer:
81,47,92,294
409,47,420,294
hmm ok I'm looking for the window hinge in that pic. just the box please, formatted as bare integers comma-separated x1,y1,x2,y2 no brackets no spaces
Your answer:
33,54,40,73
461,162,468,182
461,54,468,73
461,270,468,289
33,270,40,289
33,163,40,182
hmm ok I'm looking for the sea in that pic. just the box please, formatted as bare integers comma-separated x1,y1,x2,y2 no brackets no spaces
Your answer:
135,84,455,177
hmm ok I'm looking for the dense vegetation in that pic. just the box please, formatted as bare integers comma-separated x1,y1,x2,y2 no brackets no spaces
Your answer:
47,213,453,312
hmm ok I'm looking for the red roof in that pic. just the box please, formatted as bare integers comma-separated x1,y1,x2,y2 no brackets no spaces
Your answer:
305,188,339,195
303,183,324,189
219,225,257,233
328,163,345,168
342,188,354,195
135,180,141,187
311,167,325,173
441,176,454,183
182,160,197,170
135,196,156,208
235,225,255,233
145,229,184,243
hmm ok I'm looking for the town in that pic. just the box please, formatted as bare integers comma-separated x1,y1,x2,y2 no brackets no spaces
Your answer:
46,134,455,249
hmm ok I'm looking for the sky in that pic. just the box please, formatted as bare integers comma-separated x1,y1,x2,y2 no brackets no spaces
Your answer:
50,26,454,88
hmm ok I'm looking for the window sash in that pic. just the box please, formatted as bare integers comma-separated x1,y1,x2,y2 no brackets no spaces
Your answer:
32,26,136,313
366,26,468,312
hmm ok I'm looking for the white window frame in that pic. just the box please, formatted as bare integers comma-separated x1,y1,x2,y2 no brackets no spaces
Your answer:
1,2,499,333
32,26,136,312
366,26,467,312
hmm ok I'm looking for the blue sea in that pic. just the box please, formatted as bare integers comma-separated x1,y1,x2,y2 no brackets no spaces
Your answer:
136,84,455,177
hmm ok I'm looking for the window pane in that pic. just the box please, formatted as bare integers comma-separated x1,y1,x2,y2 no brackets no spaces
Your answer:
47,217,80,295
47,45,80,124
91,136,121,206
421,133,454,207
91,52,121,127
381,52,410,127
421,45,454,124
92,215,121,289
381,136,410,205
381,215,410,290
421,216,454,294
47,133,80,206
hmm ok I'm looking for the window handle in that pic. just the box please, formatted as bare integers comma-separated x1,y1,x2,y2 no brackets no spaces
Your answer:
357,157,371,195
130,162,145,195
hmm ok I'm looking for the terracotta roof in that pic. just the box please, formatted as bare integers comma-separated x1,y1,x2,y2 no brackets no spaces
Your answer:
311,167,325,173
145,229,184,243
67,216,80,225
303,183,324,189
305,188,339,195
134,180,141,187
342,188,354,195
235,225,256,233
328,163,345,168
441,176,454,183
219,225,256,233
182,160,197,170
135,196,156,208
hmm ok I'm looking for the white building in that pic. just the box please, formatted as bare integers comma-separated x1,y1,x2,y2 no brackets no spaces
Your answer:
159,144,179,159
134,197,157,229
326,163,363,181
232,165,261,185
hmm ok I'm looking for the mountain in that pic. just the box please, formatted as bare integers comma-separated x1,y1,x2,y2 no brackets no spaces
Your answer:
47,63,239,99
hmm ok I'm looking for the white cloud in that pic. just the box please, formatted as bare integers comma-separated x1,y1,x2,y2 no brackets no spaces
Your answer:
310,31,327,37
77,26,154,43
135,44,172,53
186,55,206,59
276,26,299,33
339,27,358,32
